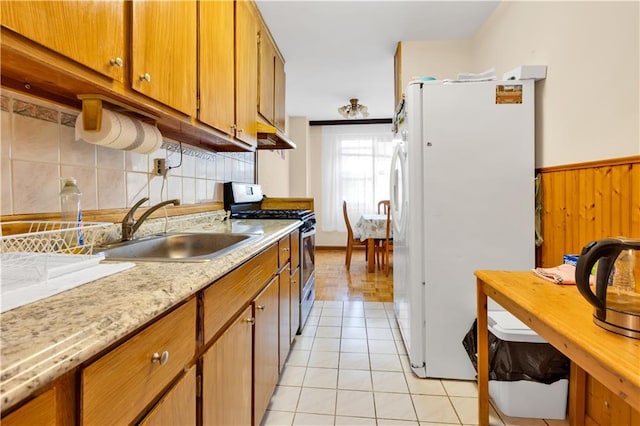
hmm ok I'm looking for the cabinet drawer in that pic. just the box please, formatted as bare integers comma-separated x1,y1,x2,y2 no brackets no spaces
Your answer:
278,235,290,268
203,245,278,343
82,298,196,425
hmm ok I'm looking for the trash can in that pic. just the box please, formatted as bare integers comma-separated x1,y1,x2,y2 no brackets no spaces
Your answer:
462,311,570,419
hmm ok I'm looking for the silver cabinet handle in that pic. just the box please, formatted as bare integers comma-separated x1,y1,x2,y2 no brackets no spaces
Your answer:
236,128,244,134
244,317,255,324
139,73,152,82
151,351,169,365
256,305,265,310
283,248,289,252
109,57,124,67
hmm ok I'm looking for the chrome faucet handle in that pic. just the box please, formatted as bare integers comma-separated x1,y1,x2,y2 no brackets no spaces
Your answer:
121,197,150,241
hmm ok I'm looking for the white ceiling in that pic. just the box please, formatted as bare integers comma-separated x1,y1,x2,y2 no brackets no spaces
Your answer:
256,0,500,121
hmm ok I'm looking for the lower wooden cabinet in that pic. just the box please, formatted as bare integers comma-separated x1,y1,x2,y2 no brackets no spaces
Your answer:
139,366,196,426
202,306,253,426
290,266,301,338
81,298,196,425
2,388,56,426
253,276,280,425
279,269,291,371
3,230,303,426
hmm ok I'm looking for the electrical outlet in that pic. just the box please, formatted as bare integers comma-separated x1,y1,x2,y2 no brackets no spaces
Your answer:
153,158,166,176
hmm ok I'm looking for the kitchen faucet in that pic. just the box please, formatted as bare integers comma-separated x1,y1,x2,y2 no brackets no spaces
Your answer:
121,197,181,241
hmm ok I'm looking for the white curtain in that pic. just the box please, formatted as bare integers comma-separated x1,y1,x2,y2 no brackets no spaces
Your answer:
320,123,394,232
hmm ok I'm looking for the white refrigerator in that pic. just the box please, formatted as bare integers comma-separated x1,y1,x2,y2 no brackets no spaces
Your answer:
390,79,536,380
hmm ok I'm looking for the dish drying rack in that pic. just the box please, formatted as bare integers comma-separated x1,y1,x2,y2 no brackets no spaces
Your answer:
0,221,112,284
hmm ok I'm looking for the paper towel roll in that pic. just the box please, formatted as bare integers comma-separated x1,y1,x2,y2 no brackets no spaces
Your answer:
75,110,163,154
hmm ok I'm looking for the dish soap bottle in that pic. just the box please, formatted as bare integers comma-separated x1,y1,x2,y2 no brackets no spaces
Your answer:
60,177,84,248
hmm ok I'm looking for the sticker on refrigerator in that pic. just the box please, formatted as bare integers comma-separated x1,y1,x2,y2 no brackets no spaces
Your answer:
495,85,522,104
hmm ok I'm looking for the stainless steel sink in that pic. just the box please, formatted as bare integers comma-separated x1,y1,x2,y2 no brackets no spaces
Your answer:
95,232,260,262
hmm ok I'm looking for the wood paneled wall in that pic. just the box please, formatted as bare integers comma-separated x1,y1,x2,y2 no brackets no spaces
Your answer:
537,156,640,267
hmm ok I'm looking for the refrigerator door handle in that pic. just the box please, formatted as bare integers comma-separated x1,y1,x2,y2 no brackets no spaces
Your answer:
390,141,408,236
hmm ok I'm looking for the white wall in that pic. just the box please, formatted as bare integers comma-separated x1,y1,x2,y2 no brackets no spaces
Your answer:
472,1,639,167
257,149,290,197
288,116,310,197
400,39,473,86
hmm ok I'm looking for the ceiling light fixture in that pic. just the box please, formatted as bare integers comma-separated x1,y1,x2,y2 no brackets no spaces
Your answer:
338,98,369,119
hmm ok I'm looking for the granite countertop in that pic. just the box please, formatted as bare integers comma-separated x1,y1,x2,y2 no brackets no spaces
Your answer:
0,217,301,411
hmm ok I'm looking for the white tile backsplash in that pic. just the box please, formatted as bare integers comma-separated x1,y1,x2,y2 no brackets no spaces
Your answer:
0,89,255,215
60,165,97,210
12,160,59,214
12,114,59,163
97,168,125,209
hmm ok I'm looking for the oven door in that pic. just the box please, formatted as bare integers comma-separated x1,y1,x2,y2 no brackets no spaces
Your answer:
299,227,316,332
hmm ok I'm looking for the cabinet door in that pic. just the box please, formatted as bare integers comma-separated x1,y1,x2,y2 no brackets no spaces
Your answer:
258,25,275,124
2,388,56,426
1,1,125,81
253,276,279,425
202,306,253,426
139,366,196,426
290,230,300,270
279,272,290,371
274,53,286,131
290,266,301,339
199,0,235,136
235,0,258,147
131,0,197,116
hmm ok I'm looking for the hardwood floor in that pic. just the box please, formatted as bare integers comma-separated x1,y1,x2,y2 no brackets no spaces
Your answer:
315,248,393,302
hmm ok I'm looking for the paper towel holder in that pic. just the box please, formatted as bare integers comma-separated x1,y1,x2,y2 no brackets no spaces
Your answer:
77,94,160,132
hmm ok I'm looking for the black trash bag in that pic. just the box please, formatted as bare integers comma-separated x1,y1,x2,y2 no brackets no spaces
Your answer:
462,319,570,385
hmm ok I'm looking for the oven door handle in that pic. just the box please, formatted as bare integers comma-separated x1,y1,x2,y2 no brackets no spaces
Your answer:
301,227,316,238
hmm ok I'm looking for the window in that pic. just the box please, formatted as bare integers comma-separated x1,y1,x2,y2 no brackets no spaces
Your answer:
320,123,394,232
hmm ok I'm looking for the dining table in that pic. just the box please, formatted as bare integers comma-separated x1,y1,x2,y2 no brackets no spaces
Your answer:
354,213,391,273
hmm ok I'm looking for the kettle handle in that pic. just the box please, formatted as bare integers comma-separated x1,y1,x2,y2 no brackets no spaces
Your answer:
575,239,623,314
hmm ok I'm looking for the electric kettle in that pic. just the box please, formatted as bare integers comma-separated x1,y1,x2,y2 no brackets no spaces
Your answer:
575,237,640,339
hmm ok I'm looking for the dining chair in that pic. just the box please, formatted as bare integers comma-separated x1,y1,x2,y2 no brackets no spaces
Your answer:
377,206,393,276
377,200,390,215
343,200,368,270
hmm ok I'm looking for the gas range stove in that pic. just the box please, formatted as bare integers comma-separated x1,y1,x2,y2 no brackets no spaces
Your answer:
224,183,316,232
224,182,316,334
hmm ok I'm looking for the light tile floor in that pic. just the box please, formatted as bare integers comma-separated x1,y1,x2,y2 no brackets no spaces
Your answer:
262,301,570,426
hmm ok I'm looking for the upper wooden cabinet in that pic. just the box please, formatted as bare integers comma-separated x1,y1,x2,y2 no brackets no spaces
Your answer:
235,0,258,148
131,0,197,116
258,23,275,125
258,23,286,132
0,0,126,81
199,0,235,137
274,54,286,130
394,42,403,109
